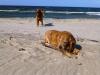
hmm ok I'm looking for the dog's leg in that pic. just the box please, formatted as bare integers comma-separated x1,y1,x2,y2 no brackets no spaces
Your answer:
36,18,39,27
41,19,43,26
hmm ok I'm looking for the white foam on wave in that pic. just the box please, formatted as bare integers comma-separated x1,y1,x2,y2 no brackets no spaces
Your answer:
0,9,19,12
86,12,100,16
45,11,100,16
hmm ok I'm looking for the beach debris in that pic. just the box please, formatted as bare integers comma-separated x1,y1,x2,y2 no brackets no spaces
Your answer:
1,39,7,44
79,38,84,42
78,63,82,65
75,56,78,59
9,36,13,40
19,48,26,51
89,39,99,43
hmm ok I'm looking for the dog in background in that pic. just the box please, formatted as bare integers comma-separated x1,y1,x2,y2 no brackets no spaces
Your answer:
36,9,44,26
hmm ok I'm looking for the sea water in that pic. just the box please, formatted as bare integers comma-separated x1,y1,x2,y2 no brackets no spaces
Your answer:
0,6,100,19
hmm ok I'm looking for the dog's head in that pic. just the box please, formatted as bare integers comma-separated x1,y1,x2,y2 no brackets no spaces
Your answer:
59,41,76,53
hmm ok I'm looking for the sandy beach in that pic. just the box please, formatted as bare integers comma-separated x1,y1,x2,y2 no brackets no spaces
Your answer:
0,18,100,75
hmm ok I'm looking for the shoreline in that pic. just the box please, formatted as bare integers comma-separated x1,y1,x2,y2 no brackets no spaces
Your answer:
0,18,100,41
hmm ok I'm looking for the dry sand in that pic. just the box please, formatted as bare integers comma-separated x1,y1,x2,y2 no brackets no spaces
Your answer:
0,18,100,75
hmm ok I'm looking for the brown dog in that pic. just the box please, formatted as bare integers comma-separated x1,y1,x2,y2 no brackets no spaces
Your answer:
44,30,78,57
36,9,44,26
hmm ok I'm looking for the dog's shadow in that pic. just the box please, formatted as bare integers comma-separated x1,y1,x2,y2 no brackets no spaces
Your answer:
44,23,54,27
75,44,82,50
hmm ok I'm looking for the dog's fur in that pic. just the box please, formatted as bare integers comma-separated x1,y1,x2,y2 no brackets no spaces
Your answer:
44,30,78,57
36,9,43,26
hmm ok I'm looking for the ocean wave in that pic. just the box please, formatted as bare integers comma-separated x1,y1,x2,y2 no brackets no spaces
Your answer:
86,12,100,16
0,9,19,12
0,9,35,12
34,10,99,14
45,11,100,15
46,11,85,14
0,9,100,16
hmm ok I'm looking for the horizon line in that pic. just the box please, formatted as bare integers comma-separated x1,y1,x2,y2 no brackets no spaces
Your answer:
0,5,100,8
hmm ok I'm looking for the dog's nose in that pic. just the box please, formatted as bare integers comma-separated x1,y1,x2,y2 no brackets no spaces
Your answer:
59,45,62,49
